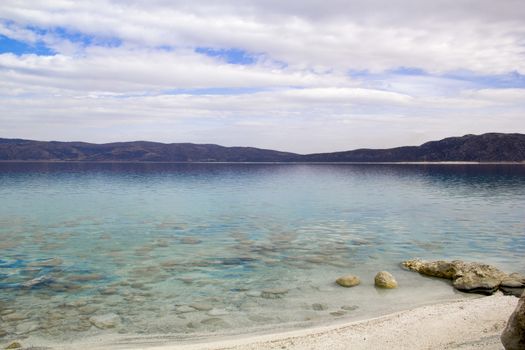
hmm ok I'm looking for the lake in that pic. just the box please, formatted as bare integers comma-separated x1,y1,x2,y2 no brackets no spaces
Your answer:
0,163,524,346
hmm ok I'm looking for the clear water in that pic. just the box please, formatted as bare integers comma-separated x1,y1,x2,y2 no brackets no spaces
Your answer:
0,163,524,346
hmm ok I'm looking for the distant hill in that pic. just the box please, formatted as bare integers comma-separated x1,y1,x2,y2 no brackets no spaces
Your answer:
300,133,525,162
0,133,524,162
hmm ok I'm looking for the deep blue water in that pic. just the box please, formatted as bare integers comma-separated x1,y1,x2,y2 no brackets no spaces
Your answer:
0,163,524,343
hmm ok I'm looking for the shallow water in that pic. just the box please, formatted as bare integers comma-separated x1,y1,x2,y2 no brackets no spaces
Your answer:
0,163,524,345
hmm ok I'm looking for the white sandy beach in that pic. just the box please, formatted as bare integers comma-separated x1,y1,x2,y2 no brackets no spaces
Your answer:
51,293,517,350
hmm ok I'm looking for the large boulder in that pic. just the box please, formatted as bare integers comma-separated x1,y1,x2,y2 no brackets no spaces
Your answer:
374,271,398,289
501,291,525,350
402,258,507,295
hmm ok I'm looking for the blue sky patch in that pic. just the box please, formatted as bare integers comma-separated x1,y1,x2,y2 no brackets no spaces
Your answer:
195,47,256,65
0,35,54,56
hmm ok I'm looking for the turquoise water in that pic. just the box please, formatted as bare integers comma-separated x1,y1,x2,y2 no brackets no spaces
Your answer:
0,163,524,345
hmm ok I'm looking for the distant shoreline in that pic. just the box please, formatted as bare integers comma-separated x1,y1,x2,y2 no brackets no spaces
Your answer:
0,160,524,165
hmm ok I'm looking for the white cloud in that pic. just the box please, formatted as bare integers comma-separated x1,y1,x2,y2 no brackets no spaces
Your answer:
0,0,524,151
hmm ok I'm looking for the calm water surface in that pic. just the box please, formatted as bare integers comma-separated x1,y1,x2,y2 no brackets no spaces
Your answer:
0,163,524,345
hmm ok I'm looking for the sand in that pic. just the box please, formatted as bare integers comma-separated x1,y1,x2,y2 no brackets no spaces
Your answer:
47,293,518,350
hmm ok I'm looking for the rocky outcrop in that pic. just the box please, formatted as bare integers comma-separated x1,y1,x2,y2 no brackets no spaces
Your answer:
374,271,398,289
336,275,361,288
402,259,511,295
501,291,525,350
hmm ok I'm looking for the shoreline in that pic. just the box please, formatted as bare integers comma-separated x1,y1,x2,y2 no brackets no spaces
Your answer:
0,160,524,164
32,293,517,350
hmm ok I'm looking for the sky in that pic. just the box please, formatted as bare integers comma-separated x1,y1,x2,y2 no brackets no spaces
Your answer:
0,0,524,153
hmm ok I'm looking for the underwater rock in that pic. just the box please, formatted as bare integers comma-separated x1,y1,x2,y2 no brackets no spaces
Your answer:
180,237,202,245
189,303,213,311
330,310,346,317
78,306,99,315
99,287,118,295
5,342,22,349
174,305,194,314
15,321,40,334
374,271,398,289
245,290,261,297
69,274,104,282
312,303,328,311
341,305,359,311
501,291,525,350
0,329,6,337
207,309,229,316
28,257,63,268
261,288,289,299
89,313,121,329
200,317,229,327
2,313,27,322
21,275,53,288
402,258,507,295
335,275,360,288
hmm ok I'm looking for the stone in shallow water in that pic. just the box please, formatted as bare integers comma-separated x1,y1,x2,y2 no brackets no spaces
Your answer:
374,271,398,289
207,309,229,316
341,305,359,311
0,329,6,337
2,313,27,322
261,288,289,299
189,303,213,311
21,275,53,288
245,290,261,297
335,275,360,288
89,313,121,329
200,318,229,327
78,306,99,315
180,237,202,245
28,257,63,267
5,342,22,349
69,274,104,282
312,303,328,311
330,311,346,317
99,287,118,295
15,321,40,334
175,305,194,314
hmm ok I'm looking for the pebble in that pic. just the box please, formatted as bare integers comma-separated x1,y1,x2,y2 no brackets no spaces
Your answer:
175,305,194,314
341,305,359,311
245,290,262,297
5,342,22,349
2,313,27,322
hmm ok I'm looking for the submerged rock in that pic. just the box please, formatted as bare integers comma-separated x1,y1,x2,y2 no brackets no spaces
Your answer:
5,342,22,349
28,257,63,267
0,329,6,337
402,258,507,295
335,275,360,288
21,275,53,288
189,303,213,311
261,288,289,299
374,271,398,289
501,291,525,350
312,303,328,311
207,309,229,316
89,313,121,329
15,321,40,334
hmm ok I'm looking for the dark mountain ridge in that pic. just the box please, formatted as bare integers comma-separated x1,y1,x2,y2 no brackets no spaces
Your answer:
0,133,524,162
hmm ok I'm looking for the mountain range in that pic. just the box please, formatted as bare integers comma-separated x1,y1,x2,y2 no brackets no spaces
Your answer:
0,133,524,162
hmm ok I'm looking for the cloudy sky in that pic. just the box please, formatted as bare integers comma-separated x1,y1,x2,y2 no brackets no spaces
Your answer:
0,0,524,153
